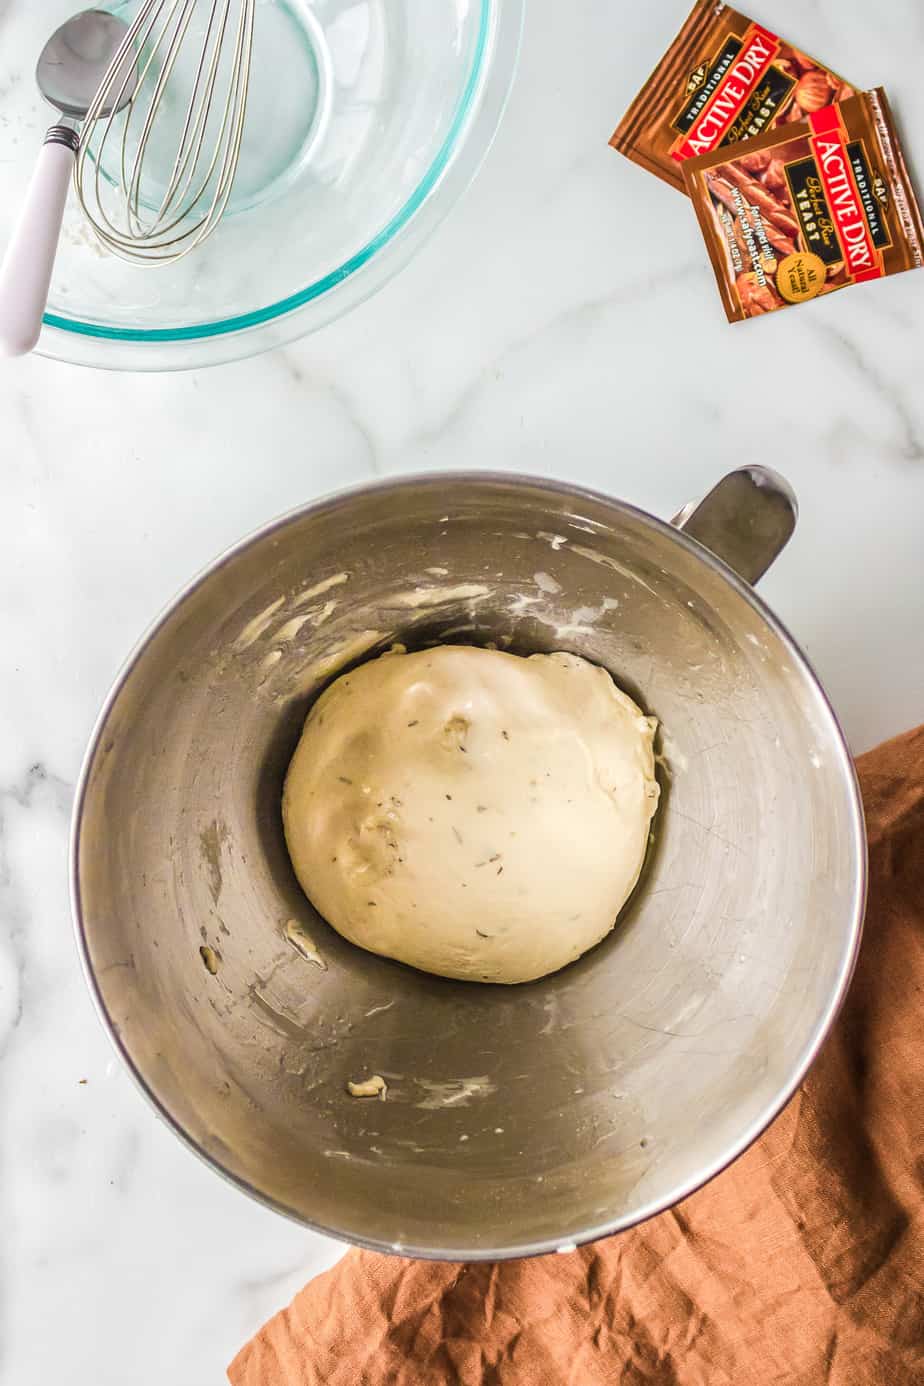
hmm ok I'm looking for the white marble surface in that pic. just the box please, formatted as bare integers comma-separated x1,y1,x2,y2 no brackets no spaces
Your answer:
2,0,924,1381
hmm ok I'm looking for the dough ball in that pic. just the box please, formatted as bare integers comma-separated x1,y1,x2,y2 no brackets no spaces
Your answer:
282,646,659,984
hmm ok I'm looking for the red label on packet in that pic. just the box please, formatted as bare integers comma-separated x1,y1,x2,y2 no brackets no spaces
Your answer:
808,106,882,281
670,24,782,162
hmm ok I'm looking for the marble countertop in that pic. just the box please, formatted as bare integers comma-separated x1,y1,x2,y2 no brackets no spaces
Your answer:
2,0,923,1381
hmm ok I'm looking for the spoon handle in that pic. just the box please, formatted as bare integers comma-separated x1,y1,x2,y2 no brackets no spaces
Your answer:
0,126,79,358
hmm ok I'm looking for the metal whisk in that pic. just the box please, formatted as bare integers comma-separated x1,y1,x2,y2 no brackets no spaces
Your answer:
75,0,255,266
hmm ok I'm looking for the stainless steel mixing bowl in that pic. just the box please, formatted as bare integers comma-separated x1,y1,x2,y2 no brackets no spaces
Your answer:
71,469,866,1258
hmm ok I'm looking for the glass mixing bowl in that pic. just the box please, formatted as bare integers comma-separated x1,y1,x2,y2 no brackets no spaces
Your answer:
0,0,523,369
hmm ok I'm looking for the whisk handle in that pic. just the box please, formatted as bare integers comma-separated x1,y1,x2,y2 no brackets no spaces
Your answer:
0,127,79,358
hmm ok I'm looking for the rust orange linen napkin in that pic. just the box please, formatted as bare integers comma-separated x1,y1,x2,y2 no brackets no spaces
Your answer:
229,726,924,1386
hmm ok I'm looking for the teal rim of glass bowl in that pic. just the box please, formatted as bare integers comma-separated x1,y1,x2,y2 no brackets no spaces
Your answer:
44,0,491,344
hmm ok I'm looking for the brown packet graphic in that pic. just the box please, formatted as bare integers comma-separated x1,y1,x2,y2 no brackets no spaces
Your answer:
682,87,924,322
610,0,855,194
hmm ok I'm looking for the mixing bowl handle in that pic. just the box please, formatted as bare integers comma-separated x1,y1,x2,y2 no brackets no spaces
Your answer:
671,466,797,585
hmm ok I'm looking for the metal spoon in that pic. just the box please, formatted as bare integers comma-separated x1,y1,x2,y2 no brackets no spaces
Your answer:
0,9,136,358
